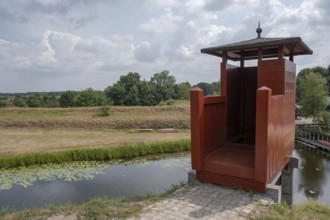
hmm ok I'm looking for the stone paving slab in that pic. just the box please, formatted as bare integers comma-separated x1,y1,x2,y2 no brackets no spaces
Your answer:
129,183,274,220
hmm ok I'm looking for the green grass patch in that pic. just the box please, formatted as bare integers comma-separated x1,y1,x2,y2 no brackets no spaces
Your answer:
252,200,330,220
0,182,187,220
0,139,191,169
0,108,69,120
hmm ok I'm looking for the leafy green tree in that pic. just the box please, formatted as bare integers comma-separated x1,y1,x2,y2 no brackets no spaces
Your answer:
76,88,106,107
297,66,330,102
119,72,141,91
320,111,330,129
211,81,220,95
150,70,176,103
298,71,328,123
195,82,213,96
0,100,6,107
13,96,27,107
42,95,60,107
105,72,142,105
105,83,126,105
125,85,140,106
60,91,77,107
95,92,107,106
174,82,191,100
138,80,158,106
26,95,43,107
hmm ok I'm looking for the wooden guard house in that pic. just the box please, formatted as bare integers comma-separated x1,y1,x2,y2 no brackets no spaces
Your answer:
190,25,312,192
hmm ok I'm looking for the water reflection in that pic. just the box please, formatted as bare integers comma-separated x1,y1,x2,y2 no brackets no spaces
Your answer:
293,146,330,205
0,153,191,210
1,148,330,210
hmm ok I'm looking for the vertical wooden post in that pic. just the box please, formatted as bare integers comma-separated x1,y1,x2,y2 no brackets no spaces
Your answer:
240,56,244,68
289,52,294,62
221,52,228,96
255,87,271,182
258,48,262,62
278,45,284,59
221,52,228,142
190,88,205,170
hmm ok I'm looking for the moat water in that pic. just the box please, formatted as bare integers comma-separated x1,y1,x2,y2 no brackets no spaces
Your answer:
0,148,329,210
293,145,330,205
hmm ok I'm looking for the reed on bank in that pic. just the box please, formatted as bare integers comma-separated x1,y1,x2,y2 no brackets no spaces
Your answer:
0,139,190,169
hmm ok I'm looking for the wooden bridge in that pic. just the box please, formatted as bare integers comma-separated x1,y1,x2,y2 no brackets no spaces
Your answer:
296,128,330,156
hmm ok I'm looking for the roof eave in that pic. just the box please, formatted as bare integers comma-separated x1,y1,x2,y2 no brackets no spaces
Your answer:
200,37,313,60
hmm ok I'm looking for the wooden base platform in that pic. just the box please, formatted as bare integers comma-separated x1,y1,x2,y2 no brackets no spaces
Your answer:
196,170,266,193
203,148,255,179
197,147,266,193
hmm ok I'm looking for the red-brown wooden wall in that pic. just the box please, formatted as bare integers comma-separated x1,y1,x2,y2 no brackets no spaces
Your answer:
255,59,296,183
190,57,296,192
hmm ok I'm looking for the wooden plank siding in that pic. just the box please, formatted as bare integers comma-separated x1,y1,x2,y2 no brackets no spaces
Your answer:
190,58,296,192
255,59,296,184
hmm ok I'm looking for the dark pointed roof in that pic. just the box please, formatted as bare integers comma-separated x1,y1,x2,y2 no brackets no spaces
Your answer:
201,37,313,61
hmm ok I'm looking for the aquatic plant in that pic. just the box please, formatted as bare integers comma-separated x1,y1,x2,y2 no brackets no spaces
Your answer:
0,139,190,169
0,161,109,191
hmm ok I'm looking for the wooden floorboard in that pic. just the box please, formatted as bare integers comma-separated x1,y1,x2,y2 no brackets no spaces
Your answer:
203,148,255,179
197,170,266,193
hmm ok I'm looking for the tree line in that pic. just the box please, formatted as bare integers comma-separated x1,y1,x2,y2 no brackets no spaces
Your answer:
0,70,220,108
296,65,330,126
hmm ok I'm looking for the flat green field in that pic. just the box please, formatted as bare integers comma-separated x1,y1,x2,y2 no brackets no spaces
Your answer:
0,101,190,129
0,128,190,156
0,102,191,156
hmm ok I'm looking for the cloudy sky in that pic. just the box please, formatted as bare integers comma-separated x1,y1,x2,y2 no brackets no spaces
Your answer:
0,0,329,93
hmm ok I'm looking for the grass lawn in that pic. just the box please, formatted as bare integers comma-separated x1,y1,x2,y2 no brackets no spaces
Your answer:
0,183,187,220
0,103,191,157
0,128,190,156
251,200,330,220
0,101,190,121
0,104,190,129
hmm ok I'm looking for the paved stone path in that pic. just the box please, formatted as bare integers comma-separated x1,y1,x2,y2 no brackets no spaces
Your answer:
129,183,274,220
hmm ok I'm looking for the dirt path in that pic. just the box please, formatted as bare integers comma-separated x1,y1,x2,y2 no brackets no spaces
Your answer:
0,128,190,156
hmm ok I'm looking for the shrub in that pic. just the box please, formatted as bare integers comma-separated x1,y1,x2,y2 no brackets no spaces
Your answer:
159,99,175,106
0,100,6,108
99,105,112,116
166,99,175,105
13,96,27,107
320,111,330,129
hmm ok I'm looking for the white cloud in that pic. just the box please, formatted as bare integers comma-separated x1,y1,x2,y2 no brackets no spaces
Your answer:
180,45,194,58
150,0,179,8
133,41,160,62
0,29,137,91
186,20,196,28
138,8,183,35
203,0,231,12
0,0,330,92
198,25,232,45
184,0,205,13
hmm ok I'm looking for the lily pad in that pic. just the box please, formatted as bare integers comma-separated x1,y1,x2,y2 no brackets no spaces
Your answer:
0,161,111,191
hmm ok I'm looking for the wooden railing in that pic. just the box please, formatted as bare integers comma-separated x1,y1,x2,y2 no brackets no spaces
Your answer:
190,88,227,170
255,87,294,183
297,127,330,142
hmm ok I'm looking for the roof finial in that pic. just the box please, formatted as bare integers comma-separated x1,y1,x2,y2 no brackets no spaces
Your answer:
256,21,262,38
